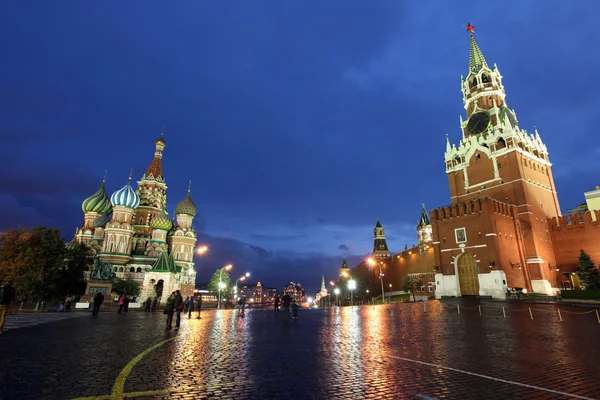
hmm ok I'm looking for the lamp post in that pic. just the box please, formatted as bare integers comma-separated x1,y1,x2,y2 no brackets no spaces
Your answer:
368,258,386,304
348,279,356,307
217,264,232,309
234,272,250,300
334,287,340,307
329,281,335,307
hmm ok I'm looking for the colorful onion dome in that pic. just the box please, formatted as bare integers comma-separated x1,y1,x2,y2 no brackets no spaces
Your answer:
110,178,140,209
175,190,196,217
150,210,173,231
81,181,111,214
93,213,111,228
65,239,79,251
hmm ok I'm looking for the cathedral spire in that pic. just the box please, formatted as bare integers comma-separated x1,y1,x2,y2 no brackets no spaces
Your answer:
465,23,489,74
446,134,451,153
418,203,430,227
142,133,166,182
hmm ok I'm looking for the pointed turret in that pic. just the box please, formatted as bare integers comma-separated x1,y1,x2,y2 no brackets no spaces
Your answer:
372,219,390,258
446,134,451,153
418,203,431,227
143,133,166,182
339,258,350,277
319,275,328,297
417,204,433,253
467,24,488,74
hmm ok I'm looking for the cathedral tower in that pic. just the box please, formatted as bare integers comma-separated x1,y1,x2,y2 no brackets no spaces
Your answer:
102,175,140,266
417,204,432,253
132,134,168,255
77,177,112,249
167,185,198,279
443,24,561,293
372,220,390,258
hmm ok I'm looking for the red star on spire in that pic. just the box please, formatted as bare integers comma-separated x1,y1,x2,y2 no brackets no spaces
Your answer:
465,23,475,33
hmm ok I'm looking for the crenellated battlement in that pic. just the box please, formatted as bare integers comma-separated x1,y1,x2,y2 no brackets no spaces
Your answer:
548,210,600,230
431,197,515,222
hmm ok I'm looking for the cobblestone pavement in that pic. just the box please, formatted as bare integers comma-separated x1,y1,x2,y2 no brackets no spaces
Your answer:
2,312,87,332
0,299,599,399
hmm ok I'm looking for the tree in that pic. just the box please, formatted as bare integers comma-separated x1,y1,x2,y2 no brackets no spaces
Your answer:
208,267,231,294
576,250,600,291
402,273,422,302
0,226,68,302
112,278,141,298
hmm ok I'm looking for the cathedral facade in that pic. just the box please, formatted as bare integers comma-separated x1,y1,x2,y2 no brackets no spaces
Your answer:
432,26,600,298
74,135,198,302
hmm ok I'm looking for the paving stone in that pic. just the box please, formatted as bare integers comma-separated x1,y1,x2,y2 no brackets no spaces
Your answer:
0,300,599,399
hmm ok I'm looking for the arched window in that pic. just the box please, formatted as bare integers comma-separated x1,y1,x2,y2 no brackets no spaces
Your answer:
136,267,142,273
481,74,490,83
130,267,135,272
472,77,478,87
496,138,506,150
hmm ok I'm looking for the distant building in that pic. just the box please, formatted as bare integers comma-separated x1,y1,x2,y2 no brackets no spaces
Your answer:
339,258,350,277
238,281,277,304
283,282,305,301
372,220,390,258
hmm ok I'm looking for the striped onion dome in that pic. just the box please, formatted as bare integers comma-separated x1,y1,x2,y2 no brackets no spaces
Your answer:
65,239,79,251
110,178,140,209
150,210,173,231
81,181,112,214
93,213,111,228
175,190,197,217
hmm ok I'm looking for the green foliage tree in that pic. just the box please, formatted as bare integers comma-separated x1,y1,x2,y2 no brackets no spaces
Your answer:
208,267,231,294
0,226,72,302
112,278,141,298
576,250,600,291
402,273,422,302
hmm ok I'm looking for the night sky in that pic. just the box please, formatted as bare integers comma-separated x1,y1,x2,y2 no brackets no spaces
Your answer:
2,2,598,292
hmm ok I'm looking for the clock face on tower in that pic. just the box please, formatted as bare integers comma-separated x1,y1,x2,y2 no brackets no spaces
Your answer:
466,111,491,135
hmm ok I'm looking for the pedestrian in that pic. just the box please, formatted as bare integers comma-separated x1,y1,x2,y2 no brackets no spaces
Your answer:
291,299,299,319
184,296,189,313
282,293,292,317
151,297,158,313
117,296,124,314
65,296,72,312
237,297,244,315
173,290,184,329
164,292,175,329
188,295,195,319
0,282,15,334
144,297,152,313
92,292,104,316
196,295,203,319
123,296,130,314
274,296,280,313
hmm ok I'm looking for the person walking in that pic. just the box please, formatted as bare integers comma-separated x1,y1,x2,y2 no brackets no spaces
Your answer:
188,296,195,319
0,282,14,334
144,297,152,313
173,290,184,329
92,292,104,316
282,293,292,317
123,296,130,314
274,296,280,313
151,297,158,313
165,292,175,330
196,295,203,319
65,296,72,312
117,296,125,314
184,296,189,313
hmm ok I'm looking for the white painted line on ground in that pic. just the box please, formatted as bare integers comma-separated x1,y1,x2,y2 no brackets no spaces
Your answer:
386,355,595,400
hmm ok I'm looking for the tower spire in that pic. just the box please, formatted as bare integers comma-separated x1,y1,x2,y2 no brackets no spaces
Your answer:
465,23,488,73
446,134,451,152
103,170,108,184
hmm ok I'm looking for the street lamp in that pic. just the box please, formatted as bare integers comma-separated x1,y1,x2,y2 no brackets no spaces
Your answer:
334,287,340,307
234,273,250,299
217,264,233,309
348,279,356,307
368,257,386,304
197,245,208,255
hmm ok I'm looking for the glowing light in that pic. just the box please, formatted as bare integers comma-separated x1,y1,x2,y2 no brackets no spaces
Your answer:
348,279,356,290
197,245,208,254
240,276,246,282
224,264,233,270
329,281,335,286
367,258,376,266
307,297,313,303
245,272,250,277
334,288,340,295
218,282,226,289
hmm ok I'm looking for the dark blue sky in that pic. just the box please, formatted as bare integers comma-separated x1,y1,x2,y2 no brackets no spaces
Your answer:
1,2,598,291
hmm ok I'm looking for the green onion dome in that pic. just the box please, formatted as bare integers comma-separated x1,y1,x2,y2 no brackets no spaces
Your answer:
82,181,112,214
93,213,111,228
65,237,80,251
175,191,197,217
150,210,173,231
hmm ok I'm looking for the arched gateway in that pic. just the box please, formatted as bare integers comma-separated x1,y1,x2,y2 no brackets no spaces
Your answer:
457,253,480,296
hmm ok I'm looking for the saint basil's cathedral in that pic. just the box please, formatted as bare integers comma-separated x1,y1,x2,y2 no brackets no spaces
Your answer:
73,135,197,302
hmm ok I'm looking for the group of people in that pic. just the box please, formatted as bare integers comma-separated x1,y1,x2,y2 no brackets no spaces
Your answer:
274,294,299,318
143,297,159,313
163,291,203,330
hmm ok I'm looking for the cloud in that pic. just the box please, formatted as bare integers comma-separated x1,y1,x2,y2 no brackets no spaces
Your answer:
338,244,349,251
248,233,309,241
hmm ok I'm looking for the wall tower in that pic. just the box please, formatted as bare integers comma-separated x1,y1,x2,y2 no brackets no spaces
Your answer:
372,220,390,258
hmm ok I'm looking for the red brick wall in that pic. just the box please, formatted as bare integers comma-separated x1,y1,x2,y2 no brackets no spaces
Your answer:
548,211,600,270
373,247,435,295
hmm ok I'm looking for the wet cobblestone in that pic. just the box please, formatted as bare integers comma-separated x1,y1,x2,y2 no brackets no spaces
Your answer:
0,300,599,399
